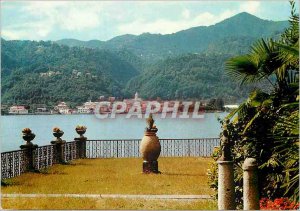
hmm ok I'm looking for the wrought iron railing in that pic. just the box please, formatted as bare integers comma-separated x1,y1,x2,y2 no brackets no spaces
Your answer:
64,141,80,162
86,138,220,158
1,149,29,179
34,145,57,170
1,138,220,179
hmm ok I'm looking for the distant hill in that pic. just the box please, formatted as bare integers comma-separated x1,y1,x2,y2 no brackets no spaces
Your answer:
1,39,140,105
56,39,105,48
56,12,288,61
2,12,289,105
125,53,256,101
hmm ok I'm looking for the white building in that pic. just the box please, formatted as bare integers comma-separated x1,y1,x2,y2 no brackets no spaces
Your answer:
76,100,97,114
76,106,90,114
9,106,29,114
55,102,71,114
83,100,97,110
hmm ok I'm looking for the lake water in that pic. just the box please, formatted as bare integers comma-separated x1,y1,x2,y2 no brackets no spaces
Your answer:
0,113,227,152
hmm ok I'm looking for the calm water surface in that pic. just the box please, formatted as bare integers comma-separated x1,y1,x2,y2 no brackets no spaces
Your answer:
1,113,227,152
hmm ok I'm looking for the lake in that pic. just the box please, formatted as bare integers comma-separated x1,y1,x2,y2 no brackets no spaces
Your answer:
0,113,227,152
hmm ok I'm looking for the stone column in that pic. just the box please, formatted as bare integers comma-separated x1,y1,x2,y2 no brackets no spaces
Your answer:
217,159,236,210
74,127,87,159
51,129,66,163
243,158,259,210
20,128,38,171
217,121,236,210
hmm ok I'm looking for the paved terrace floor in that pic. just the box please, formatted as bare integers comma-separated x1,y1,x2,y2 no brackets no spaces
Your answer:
1,157,216,210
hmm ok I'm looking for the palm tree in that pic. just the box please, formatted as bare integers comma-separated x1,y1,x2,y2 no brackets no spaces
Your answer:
223,0,299,202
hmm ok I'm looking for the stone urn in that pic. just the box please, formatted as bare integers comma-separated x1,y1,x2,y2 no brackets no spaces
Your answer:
139,114,161,173
20,128,38,149
75,126,87,141
51,127,65,144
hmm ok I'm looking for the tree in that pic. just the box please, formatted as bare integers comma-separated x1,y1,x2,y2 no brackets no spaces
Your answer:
209,1,299,207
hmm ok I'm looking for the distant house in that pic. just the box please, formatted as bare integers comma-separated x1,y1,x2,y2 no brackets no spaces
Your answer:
35,106,51,114
76,106,90,114
55,102,71,114
99,96,105,101
76,100,97,114
108,97,116,102
9,106,29,114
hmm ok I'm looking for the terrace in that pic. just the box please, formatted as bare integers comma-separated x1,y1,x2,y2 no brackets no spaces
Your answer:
1,135,219,210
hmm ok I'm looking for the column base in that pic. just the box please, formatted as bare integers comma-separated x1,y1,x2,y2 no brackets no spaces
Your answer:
143,161,160,174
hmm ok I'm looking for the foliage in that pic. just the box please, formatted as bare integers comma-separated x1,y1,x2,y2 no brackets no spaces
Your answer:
208,1,299,208
1,13,288,106
1,40,140,105
126,53,256,102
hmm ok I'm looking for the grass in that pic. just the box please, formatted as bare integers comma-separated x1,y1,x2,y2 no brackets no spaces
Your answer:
1,198,217,210
1,157,216,209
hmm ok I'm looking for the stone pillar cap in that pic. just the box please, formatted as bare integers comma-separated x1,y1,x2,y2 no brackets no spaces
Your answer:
243,157,258,170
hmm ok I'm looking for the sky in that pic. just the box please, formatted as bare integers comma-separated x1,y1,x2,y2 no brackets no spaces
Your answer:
1,1,298,41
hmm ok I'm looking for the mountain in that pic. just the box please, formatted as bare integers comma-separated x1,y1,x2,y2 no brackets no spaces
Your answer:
56,39,105,48
56,12,288,61
2,12,289,105
125,53,255,101
1,39,140,105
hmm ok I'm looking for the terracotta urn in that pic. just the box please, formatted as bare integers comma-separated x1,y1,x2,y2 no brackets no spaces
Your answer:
140,130,161,161
139,114,161,173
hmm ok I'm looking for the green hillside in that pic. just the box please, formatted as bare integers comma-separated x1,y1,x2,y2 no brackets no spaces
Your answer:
1,40,139,106
125,53,255,102
56,12,288,61
1,12,289,105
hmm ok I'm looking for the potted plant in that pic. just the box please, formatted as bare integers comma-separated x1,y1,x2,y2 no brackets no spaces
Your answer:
51,127,65,144
53,127,64,138
75,125,87,136
21,128,36,146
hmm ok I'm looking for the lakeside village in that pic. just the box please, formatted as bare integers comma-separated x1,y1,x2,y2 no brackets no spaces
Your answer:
1,92,238,115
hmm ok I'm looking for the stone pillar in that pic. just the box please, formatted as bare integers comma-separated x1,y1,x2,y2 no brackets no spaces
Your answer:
217,160,236,210
217,120,236,210
20,128,38,171
74,126,87,159
55,142,66,163
51,128,66,163
243,158,259,210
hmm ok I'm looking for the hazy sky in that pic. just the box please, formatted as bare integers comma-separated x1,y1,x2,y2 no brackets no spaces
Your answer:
1,1,298,41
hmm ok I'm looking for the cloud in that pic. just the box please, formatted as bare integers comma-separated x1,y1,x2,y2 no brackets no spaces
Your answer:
239,1,261,14
117,10,236,35
2,1,105,40
1,1,282,41
182,9,191,19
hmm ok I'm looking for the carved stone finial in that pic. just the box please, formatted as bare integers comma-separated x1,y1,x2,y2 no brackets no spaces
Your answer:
146,114,154,130
145,114,158,133
219,120,232,161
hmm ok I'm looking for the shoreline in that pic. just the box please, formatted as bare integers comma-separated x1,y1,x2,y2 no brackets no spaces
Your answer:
1,110,226,116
